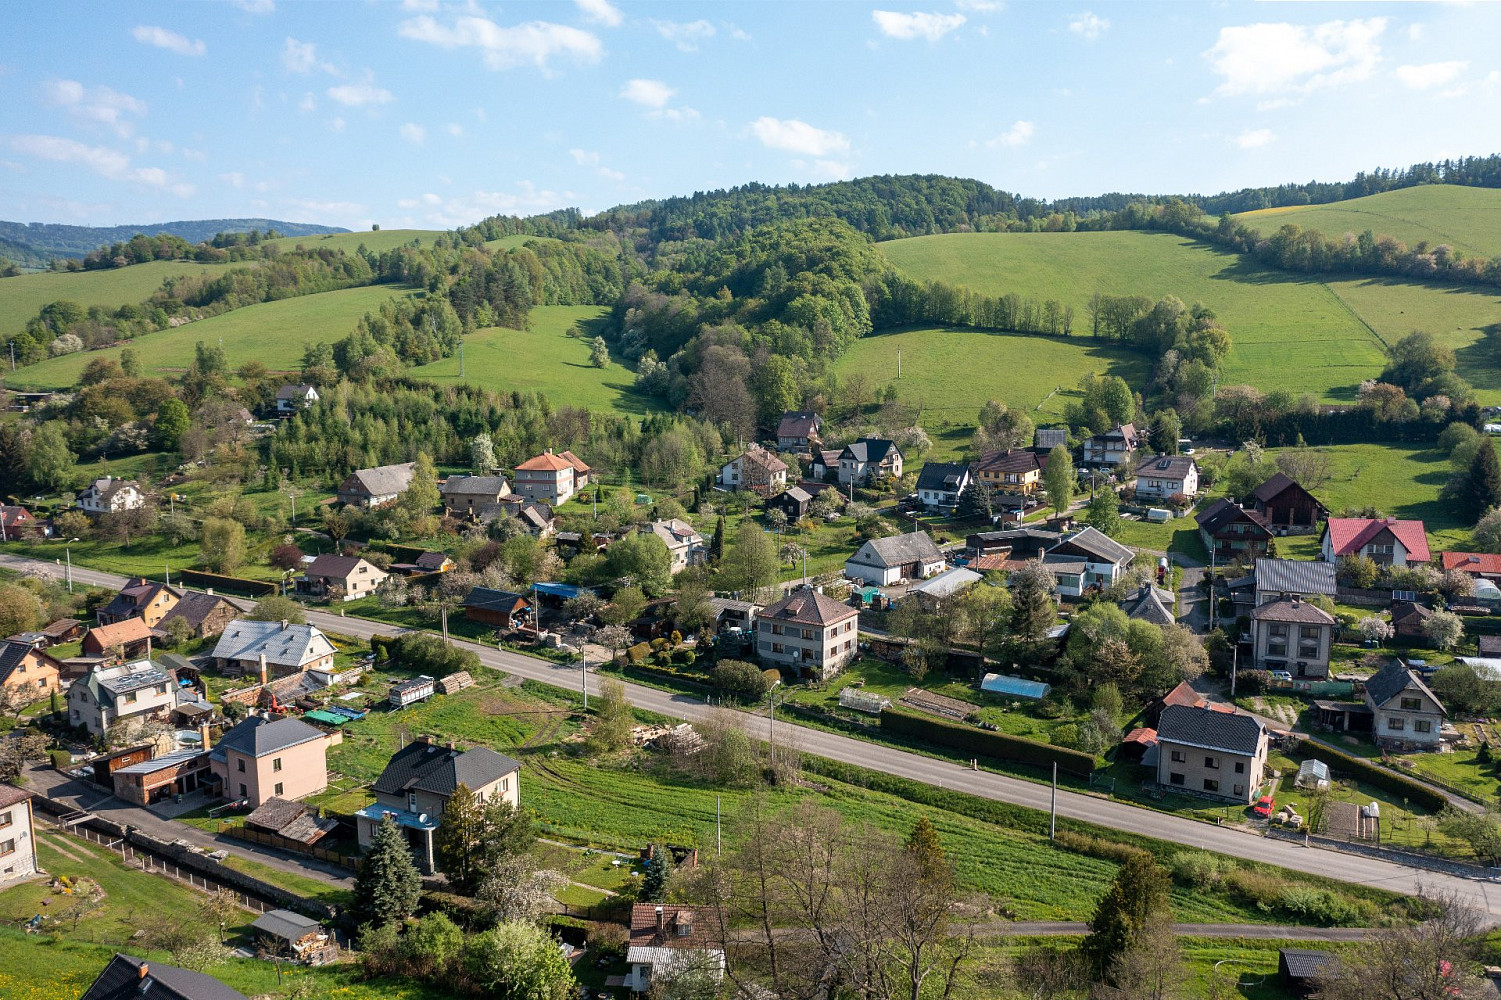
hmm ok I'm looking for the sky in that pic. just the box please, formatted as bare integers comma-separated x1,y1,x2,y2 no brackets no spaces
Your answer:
4,1,1501,231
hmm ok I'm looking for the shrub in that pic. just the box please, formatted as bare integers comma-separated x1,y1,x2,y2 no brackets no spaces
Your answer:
650,638,669,652
585,921,628,958
626,642,651,664
1237,669,1271,695
881,708,1097,777
1053,830,1149,865
712,659,772,703
1050,724,1081,749
672,649,695,666
1224,867,1286,908
1277,886,1360,926
49,749,71,770
1169,850,1228,889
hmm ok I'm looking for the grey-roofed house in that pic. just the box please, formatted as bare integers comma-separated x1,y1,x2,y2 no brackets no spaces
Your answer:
440,474,511,518
1364,660,1446,748
209,715,332,807
648,518,707,573
251,909,331,961
78,476,146,515
1121,583,1176,627
299,553,389,602
80,954,249,1000
845,531,945,586
210,620,336,678
357,737,522,872
1047,526,1135,597
67,659,177,739
766,486,814,523
1253,558,1337,608
336,461,416,508
915,462,972,514
1154,704,1268,804
837,438,903,485
755,587,860,678
275,383,319,414
1250,595,1336,679
1133,454,1200,501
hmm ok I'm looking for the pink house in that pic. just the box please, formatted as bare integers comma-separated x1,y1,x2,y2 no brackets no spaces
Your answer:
209,716,332,807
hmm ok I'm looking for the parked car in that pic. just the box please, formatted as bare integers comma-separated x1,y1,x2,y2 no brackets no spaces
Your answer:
1268,670,1293,683
1253,795,1275,818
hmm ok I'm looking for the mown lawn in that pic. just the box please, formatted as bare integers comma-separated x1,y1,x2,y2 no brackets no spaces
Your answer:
1283,441,1467,552
0,260,252,340
1233,184,1501,261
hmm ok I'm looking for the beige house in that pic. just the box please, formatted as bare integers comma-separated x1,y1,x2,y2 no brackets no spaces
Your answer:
97,578,180,628
1363,661,1447,748
755,588,860,679
513,450,589,505
210,620,336,678
1133,455,1200,501
0,784,38,885
440,475,510,518
356,738,522,872
1249,596,1335,679
210,716,332,807
648,519,706,573
67,659,177,738
0,640,62,701
300,554,388,602
972,449,1044,494
718,447,789,498
337,462,416,508
1154,704,1268,805
1082,423,1140,469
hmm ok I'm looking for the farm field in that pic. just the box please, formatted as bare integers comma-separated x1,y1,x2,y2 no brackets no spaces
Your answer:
1233,184,1501,261
5,283,417,389
879,230,1389,402
0,259,251,339
409,304,663,415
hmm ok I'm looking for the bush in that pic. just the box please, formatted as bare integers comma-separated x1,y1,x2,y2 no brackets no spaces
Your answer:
650,638,669,652
1277,886,1360,926
584,921,628,958
881,708,1097,777
49,749,71,770
1053,830,1149,865
626,642,651,664
712,659,772,703
1169,850,1229,889
1237,669,1271,695
671,649,695,666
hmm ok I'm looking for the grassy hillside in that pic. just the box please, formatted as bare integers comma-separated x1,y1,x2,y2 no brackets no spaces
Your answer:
0,260,249,339
5,284,415,389
1234,184,1501,260
264,230,542,254
410,305,662,415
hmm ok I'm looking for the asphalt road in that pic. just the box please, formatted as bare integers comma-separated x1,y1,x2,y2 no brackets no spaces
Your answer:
9,552,1501,920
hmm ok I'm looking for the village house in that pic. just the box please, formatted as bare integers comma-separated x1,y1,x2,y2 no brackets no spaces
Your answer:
356,737,522,873
972,448,1044,495
39,618,86,646
461,586,532,628
1249,472,1328,531
67,659,177,738
81,618,163,660
1391,601,1436,643
845,531,946,586
810,449,843,481
392,551,455,575
966,526,1060,559
336,462,416,508
837,438,903,485
0,639,63,701
1081,423,1141,469
648,519,707,573
210,619,336,678
0,784,38,884
80,954,250,1000
624,903,726,995
156,591,239,640
1196,499,1274,564
907,566,982,611
775,410,823,451
915,462,972,514
765,486,814,523
0,505,42,541
513,449,589,505
754,587,860,678
1044,526,1135,597
97,578,180,628
1321,516,1430,566
1154,704,1268,804
1252,558,1338,607
1121,582,1176,627
275,383,319,414
1132,455,1200,501
1035,428,1070,451
1250,596,1336,679
300,554,389,602
1440,551,1501,581
718,447,789,497
1363,660,1446,748
439,474,511,518
78,476,146,515
210,715,332,807
111,746,213,806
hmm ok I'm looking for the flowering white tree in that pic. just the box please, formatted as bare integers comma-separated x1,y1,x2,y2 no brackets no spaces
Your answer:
1357,616,1394,645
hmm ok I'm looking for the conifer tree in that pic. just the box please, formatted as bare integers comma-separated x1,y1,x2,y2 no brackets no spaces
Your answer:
353,815,422,927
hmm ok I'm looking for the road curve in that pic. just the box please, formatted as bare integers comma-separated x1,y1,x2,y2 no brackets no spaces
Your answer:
7,552,1499,919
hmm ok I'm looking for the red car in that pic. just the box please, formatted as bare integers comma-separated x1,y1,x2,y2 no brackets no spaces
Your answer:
1253,795,1275,817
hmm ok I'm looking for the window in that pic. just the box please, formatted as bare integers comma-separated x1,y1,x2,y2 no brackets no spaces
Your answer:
238,784,247,798
1170,750,1185,763
272,757,283,773
1269,623,1289,638
1204,756,1220,769
1203,779,1219,792
274,782,284,796
1299,626,1321,640
1169,773,1184,786
771,643,784,654
1400,697,1421,711
0,811,10,829
236,758,246,773
1387,716,1405,731
1233,784,1244,797
0,839,12,857
1415,720,1432,734
1234,762,1245,774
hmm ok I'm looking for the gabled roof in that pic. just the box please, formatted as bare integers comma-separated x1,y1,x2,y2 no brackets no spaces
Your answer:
158,591,234,631
840,438,900,465
757,588,858,627
0,783,30,808
770,486,813,507
853,531,943,568
371,741,521,799
213,716,326,760
1441,551,1501,575
440,475,510,496
1122,584,1175,627
305,554,375,581
1158,680,1233,714
1251,472,1325,510
210,620,335,668
1156,704,1265,756
735,447,788,474
1254,558,1337,597
81,476,141,500
1251,595,1335,625
1324,517,1431,563
414,551,452,570
342,462,416,497
80,954,248,1000
776,410,821,438
98,579,179,620
1279,949,1334,980
1195,498,1272,538
1053,526,1134,567
915,462,970,492
515,450,574,472
1364,660,1445,715
649,518,704,549
276,383,316,400
629,903,721,951
0,640,59,686
973,449,1042,475
251,908,323,941
461,586,530,612
0,505,32,525
908,567,982,600
557,450,591,473
1091,423,1140,447
84,618,161,649
1134,454,1198,479
814,449,842,467
1391,601,1434,627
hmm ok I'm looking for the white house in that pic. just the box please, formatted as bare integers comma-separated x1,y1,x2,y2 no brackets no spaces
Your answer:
647,519,706,573
1083,423,1141,469
1363,660,1446,748
624,904,725,995
1322,517,1431,567
78,477,146,515
845,532,945,586
717,448,788,498
914,462,971,514
837,438,903,486
0,785,38,885
210,620,336,678
1132,455,1199,501
1043,526,1134,597
275,384,319,414
67,659,177,738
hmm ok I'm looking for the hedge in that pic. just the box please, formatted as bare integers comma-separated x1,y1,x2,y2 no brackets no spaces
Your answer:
178,569,276,597
626,642,651,664
880,707,1096,778
1288,736,1448,812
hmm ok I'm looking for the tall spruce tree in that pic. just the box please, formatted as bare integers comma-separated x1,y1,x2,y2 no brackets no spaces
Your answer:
1082,853,1172,978
353,815,422,927
1459,438,1501,524
433,783,485,893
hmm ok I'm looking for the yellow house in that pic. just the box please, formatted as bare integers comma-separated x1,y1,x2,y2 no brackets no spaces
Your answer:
972,449,1044,493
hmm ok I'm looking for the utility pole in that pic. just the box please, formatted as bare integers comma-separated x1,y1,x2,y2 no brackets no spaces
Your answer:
897,346,901,379
459,340,465,379
1050,761,1058,840
1231,644,1239,698
580,647,588,710
65,537,78,593
716,796,722,855
441,602,449,643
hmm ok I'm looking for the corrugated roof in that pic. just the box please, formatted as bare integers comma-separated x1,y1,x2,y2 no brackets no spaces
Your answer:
1279,949,1334,979
111,747,208,776
1254,558,1336,598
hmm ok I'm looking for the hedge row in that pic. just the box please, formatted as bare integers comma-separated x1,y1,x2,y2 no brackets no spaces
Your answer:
1288,736,1448,812
879,707,1097,778
178,569,276,597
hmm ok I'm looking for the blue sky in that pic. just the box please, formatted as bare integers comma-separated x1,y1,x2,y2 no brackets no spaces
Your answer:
4,1,1501,230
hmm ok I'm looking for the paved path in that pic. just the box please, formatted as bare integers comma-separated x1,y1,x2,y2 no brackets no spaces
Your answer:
8,552,1501,921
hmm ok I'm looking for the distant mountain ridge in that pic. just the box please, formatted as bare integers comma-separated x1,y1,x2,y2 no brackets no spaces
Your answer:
0,218,348,265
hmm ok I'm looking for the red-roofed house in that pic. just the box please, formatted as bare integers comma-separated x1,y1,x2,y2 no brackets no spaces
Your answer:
1321,517,1430,567
0,505,42,541
513,450,587,505
1441,552,1501,580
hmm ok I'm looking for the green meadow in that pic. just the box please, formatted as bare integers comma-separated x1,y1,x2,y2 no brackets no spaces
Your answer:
1234,184,1501,260
409,304,662,415
265,229,546,254
0,260,249,340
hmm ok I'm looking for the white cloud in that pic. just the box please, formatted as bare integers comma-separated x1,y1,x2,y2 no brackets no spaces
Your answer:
1407,23,1425,42
986,120,1034,148
221,171,246,188
619,78,675,108
327,82,393,106
131,25,206,57
446,122,464,136
652,19,715,51
1204,18,1386,96
283,38,335,75
299,91,317,112
1235,127,1275,149
813,159,852,180
575,0,623,28
399,15,603,71
232,0,274,13
1068,12,1109,41
568,147,624,181
9,133,191,195
1396,60,1467,90
395,183,572,228
955,0,1003,11
329,116,346,132
871,11,966,41
749,117,850,157
401,123,426,144
653,107,700,123
286,197,366,222
43,79,147,138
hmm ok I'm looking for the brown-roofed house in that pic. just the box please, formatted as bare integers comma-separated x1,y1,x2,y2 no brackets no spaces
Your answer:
1196,499,1274,563
624,903,726,994
514,449,588,505
1250,472,1328,530
718,446,789,497
754,587,859,678
157,591,239,640
1250,595,1335,679
300,554,389,602
82,618,164,659
776,410,823,451
972,448,1045,494
96,578,180,628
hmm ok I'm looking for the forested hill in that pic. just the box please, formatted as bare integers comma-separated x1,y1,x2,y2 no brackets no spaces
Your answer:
0,218,347,262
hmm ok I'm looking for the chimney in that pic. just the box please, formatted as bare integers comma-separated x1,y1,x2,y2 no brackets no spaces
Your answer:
138,962,149,981
280,619,290,631
199,720,211,751
258,652,268,687
206,587,214,596
655,905,665,931
447,740,456,750
145,635,152,659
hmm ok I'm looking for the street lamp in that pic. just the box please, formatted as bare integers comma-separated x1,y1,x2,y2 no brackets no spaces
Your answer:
65,537,79,593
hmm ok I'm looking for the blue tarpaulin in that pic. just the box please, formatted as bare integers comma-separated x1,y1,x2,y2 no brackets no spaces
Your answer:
980,673,1051,700
533,582,587,599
